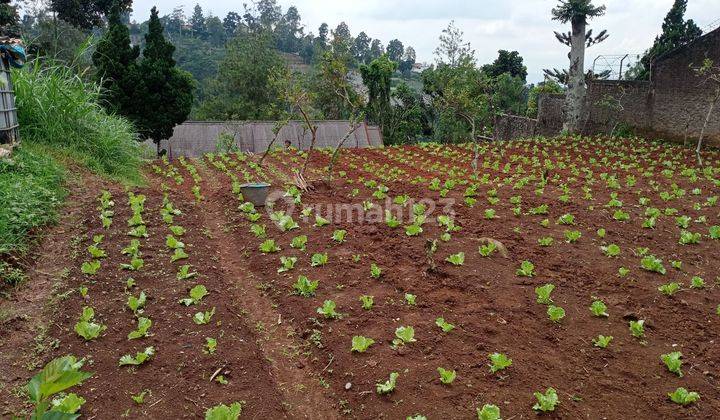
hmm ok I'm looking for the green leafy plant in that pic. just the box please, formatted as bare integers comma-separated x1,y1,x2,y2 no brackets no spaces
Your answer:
193,307,216,325
589,300,609,317
437,367,456,384
679,230,701,245
81,260,101,276
629,320,645,339
405,224,423,236
658,282,681,296
26,356,93,419
293,275,318,297
601,244,621,257
205,337,217,354
661,351,683,377
250,224,266,238
640,255,666,274
592,335,613,348
332,229,347,243
446,252,465,266
479,242,496,257
311,253,329,267
538,237,554,247
121,257,144,271
393,326,416,346
532,387,559,412
564,230,582,243
516,260,535,277
535,284,555,305
205,401,244,420
668,387,700,406
314,215,330,227
359,295,374,310
547,305,565,323
127,291,147,314
291,235,307,250
351,335,375,353
435,317,455,332
317,300,341,319
180,285,208,306
370,263,382,279
128,317,152,339
376,372,399,395
74,306,106,341
690,276,705,289
119,346,155,366
404,293,417,306
476,404,501,420
177,264,198,280
259,239,281,253
488,352,512,373
557,213,575,225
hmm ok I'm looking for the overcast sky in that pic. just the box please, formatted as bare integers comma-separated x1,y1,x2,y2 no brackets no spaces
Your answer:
131,0,720,83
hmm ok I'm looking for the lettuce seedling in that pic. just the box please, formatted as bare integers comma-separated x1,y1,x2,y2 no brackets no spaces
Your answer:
479,242,496,257
317,300,341,319
87,245,107,259
128,317,152,339
127,291,146,314
332,229,347,243
709,226,720,239
385,210,401,228
359,295,374,310
376,372,399,395
488,352,512,373
446,252,465,266
81,260,101,276
165,235,185,250
435,317,455,332
205,337,217,354
293,275,318,297
119,346,155,366
690,276,705,289
205,402,244,420
370,263,382,279
564,230,582,243
314,215,330,227
476,404,501,420
589,300,609,317
658,282,681,296
557,214,575,225
351,336,375,353
437,367,456,385
128,225,148,238
640,255,666,274
27,356,93,419
74,306,106,341
122,240,141,257
291,235,307,250
661,351,683,376
260,239,281,254
311,253,329,267
535,284,555,305
393,326,416,345
601,244,620,257
679,230,701,245
629,320,645,338
547,305,565,323
169,225,186,236
613,210,630,221
250,224,266,238
405,224,423,236
193,307,216,325
538,237,554,247
121,257,144,271
668,388,700,406
593,335,613,348
405,293,417,305
180,285,208,306
533,387,559,412
516,261,535,277
177,264,197,280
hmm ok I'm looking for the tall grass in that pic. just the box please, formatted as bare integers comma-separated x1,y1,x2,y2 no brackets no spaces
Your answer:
0,144,65,256
13,59,143,184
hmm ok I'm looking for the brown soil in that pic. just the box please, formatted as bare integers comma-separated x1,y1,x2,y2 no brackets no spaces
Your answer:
2,138,719,419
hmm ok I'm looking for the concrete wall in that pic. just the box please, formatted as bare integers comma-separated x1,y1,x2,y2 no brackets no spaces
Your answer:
146,120,383,158
499,27,720,146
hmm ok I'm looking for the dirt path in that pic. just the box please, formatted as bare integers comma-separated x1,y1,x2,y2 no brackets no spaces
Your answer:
0,170,103,415
197,165,340,419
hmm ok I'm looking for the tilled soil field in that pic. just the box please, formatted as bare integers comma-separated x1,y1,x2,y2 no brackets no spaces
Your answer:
2,137,719,419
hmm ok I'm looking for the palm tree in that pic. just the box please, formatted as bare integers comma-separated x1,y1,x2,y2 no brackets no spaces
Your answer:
551,0,606,134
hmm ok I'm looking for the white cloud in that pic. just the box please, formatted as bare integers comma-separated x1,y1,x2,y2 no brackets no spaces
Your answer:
131,0,720,83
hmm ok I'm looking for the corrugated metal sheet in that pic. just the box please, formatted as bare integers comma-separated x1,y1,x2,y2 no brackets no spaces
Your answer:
146,120,384,158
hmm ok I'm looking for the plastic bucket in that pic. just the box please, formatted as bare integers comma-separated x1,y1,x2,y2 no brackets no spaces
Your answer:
240,183,271,207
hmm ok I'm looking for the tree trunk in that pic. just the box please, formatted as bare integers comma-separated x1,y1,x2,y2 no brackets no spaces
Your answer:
326,121,361,181
696,88,720,166
563,20,587,134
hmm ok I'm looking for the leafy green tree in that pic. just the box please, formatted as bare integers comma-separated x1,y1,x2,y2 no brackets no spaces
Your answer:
370,39,384,60
435,21,473,68
311,51,363,119
50,0,132,30
257,0,281,29
386,39,404,63
549,0,607,133
166,6,186,34
206,15,226,46
0,0,19,36
197,30,285,120
317,23,329,46
223,11,241,36
384,82,424,144
399,46,417,75
276,6,303,52
629,0,702,80
135,7,194,154
482,50,528,82
190,4,207,38
360,54,397,130
331,22,352,57
92,2,140,120
491,73,528,115
352,31,372,64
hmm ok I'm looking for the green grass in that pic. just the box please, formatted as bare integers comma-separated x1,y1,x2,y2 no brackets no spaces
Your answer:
0,144,65,256
13,60,144,184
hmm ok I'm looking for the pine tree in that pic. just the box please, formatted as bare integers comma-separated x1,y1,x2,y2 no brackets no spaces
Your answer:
135,7,194,154
189,4,207,38
92,2,140,119
630,0,702,80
